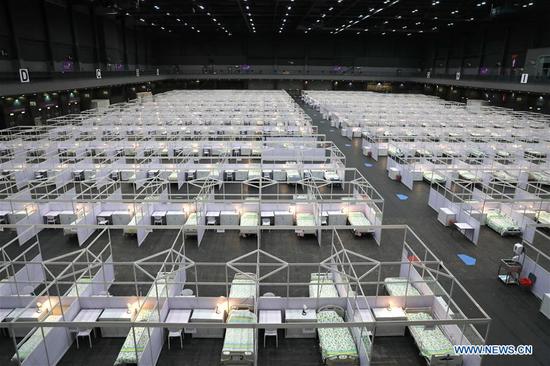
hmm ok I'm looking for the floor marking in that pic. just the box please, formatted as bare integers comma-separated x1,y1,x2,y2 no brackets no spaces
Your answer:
329,129,335,132
396,194,409,201
364,163,373,168
345,144,352,147
457,254,476,266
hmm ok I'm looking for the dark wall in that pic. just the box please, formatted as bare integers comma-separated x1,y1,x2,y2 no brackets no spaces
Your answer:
0,0,152,75
151,34,429,69
426,17,550,77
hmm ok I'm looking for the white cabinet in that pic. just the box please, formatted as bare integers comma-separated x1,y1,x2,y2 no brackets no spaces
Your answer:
388,167,400,180
437,208,456,226
541,293,550,319
285,309,317,338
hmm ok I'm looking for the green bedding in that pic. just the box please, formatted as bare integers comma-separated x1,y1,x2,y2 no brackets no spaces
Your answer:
309,273,338,298
185,212,198,226
423,171,446,184
493,171,516,183
485,211,521,236
406,312,455,359
12,315,61,362
536,211,550,225
229,276,256,298
296,212,315,226
384,277,421,296
317,311,358,361
65,277,92,297
348,212,371,226
529,171,550,184
240,212,259,226
114,309,156,365
222,310,256,355
458,170,480,182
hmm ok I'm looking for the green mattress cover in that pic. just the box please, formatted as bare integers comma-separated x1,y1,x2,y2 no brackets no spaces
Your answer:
240,212,259,226
348,212,371,226
296,212,315,226
536,211,550,225
317,311,358,361
406,312,455,358
384,277,421,296
485,211,520,235
114,309,156,365
229,277,256,298
423,171,445,183
13,315,61,362
222,310,256,354
309,273,339,298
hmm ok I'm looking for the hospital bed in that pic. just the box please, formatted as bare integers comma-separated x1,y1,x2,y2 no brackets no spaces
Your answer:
492,171,516,184
536,211,550,225
184,212,198,236
220,309,256,365
485,210,521,236
248,169,261,181
229,273,257,300
347,211,373,237
287,169,301,184
324,171,342,185
64,276,92,297
63,215,85,236
528,171,550,185
295,212,316,237
384,277,421,297
423,171,446,184
309,273,339,298
123,212,142,236
457,171,481,183
317,306,359,366
11,315,61,364
113,309,155,365
240,212,259,237
406,311,463,366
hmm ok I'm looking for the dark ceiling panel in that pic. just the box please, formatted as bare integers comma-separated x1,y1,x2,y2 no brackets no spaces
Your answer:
78,0,548,37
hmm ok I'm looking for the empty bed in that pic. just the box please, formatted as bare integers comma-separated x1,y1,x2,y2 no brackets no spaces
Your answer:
485,210,521,236
295,212,316,237
406,311,462,366
220,310,256,365
347,211,373,237
384,277,421,296
309,273,339,298
240,212,259,236
229,273,257,299
317,307,359,366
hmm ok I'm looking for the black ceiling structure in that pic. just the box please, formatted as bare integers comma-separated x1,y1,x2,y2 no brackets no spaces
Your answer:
87,0,547,36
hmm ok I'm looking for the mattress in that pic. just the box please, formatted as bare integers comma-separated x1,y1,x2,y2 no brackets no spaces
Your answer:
222,310,256,355
296,212,315,226
529,171,550,184
12,315,61,362
317,311,358,361
309,273,339,298
65,277,92,297
114,309,155,365
287,169,301,182
536,211,550,225
406,312,455,359
485,210,521,235
324,171,340,182
458,170,480,182
228,276,256,298
348,211,371,226
423,171,446,184
240,212,259,227
384,277,421,296
493,170,516,183
185,212,198,226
